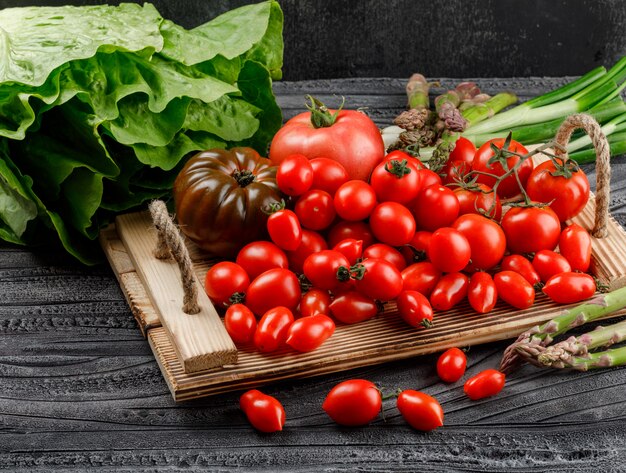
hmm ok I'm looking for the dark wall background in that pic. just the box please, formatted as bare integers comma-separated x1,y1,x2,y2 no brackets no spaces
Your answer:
1,0,624,80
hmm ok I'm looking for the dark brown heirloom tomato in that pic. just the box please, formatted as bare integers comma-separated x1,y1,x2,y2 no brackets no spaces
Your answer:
173,148,281,258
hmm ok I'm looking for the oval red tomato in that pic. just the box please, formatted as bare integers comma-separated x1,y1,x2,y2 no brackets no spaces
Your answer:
224,304,257,344
267,208,302,251
401,262,441,297
299,289,332,317
543,272,596,304
500,254,541,286
204,261,250,307
240,389,286,433
397,390,444,432
236,241,289,280
436,347,467,383
369,202,416,247
464,369,506,400
322,379,382,426
559,224,592,272
501,205,561,254
286,314,335,352
493,271,535,310
396,290,434,328
253,306,295,352
430,272,469,311
329,291,379,324
467,272,498,314
532,250,572,282
246,268,301,316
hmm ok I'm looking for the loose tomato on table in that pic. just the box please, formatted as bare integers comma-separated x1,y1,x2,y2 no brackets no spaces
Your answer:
329,291,379,324
363,243,407,272
353,258,404,302
298,289,332,317
467,272,498,314
427,227,471,273
559,224,592,272
452,213,506,271
525,158,590,221
334,180,378,222
286,314,335,352
224,304,257,344
236,241,289,280
430,272,469,311
397,390,444,432
464,369,506,400
501,205,561,254
369,202,416,247
246,268,301,316
532,250,572,282
276,154,313,196
266,205,302,251
269,96,385,182
322,379,382,426
436,348,467,383
240,389,286,433
303,250,351,292
543,272,597,304
396,290,433,328
369,157,422,204
401,262,441,297
454,183,502,221
500,254,541,287
493,271,535,310
294,189,336,231
286,229,328,274
204,261,250,307
472,137,534,198
253,306,295,353
309,157,350,196
412,185,460,231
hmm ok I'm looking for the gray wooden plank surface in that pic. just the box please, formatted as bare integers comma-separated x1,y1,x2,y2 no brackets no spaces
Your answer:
1,78,626,472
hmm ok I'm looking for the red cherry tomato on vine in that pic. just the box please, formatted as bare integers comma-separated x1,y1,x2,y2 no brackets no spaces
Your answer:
454,183,502,221
240,389,286,433
354,258,403,301
204,261,250,307
286,229,328,274
363,243,407,272
532,250,572,282
427,227,471,273
332,238,363,265
322,379,382,426
441,137,476,185
501,205,561,254
397,390,444,432
452,213,506,271
464,369,506,400
430,272,469,311
246,269,301,316
327,220,376,249
559,224,592,272
493,271,535,310
253,306,295,352
329,291,379,324
309,157,350,196
333,180,378,222
369,157,422,204
472,138,534,198
369,202,416,247
412,185,460,231
396,290,433,328
236,241,289,280
543,272,596,304
276,154,313,196
303,250,350,291
298,289,332,317
500,254,541,286
286,314,335,352
436,347,467,383
267,208,302,251
294,189,336,231
525,158,590,221
224,304,257,344
401,262,441,297
468,272,498,314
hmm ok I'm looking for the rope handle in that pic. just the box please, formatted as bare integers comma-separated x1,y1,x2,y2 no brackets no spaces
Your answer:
148,200,200,314
554,113,611,238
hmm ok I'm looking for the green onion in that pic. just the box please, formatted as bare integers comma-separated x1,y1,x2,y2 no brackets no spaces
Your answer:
569,132,626,164
566,112,626,152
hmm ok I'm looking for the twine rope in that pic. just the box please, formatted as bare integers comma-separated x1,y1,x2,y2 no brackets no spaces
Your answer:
148,200,200,314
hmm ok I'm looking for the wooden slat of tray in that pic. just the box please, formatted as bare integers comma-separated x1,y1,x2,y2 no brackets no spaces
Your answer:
101,189,626,401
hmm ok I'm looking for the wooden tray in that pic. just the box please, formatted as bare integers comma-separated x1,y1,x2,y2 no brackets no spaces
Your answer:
99,189,626,401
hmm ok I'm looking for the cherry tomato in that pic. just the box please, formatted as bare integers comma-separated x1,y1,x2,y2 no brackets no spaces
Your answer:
468,272,498,314
493,271,535,309
454,183,502,221
286,314,335,352
276,154,313,196
396,290,434,328
309,157,350,195
224,304,257,344
369,202,416,247
464,369,506,400
526,158,590,221
427,227,471,273
240,389,286,433
412,185,460,231
354,258,403,301
500,254,541,286
363,243,407,272
436,347,467,383
543,272,596,304
298,288,332,317
501,205,561,254
401,262,441,297
253,306,295,352
294,189,336,231
204,261,250,307
559,224,592,272
397,390,444,432
329,291,379,324
441,137,477,185
303,250,351,291
267,208,302,251
416,168,442,188
236,241,289,280
430,272,469,311
369,157,422,204
472,138,534,198
452,213,506,271
322,379,382,426
286,229,328,274
327,220,376,249
246,269,301,316
401,230,432,265
334,180,378,221
333,238,363,265
532,250,572,282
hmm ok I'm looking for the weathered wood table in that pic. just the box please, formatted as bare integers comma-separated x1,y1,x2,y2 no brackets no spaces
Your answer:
1,78,626,472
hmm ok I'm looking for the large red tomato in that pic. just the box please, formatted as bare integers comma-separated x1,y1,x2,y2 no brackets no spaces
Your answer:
268,99,385,181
